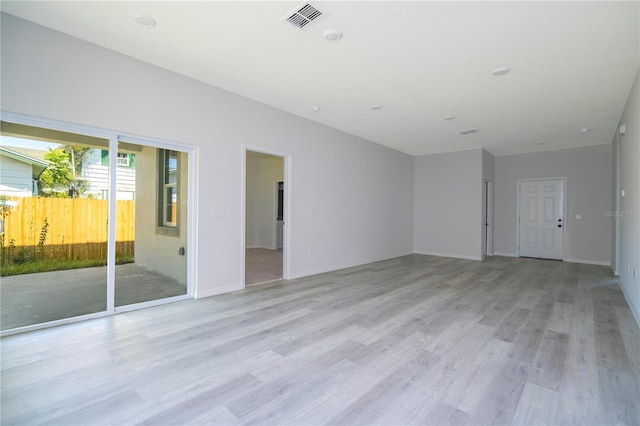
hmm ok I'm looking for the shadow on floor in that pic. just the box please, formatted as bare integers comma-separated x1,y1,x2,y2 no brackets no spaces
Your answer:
0,263,186,330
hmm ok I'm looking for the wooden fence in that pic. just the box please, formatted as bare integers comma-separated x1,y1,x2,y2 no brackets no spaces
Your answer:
0,197,135,265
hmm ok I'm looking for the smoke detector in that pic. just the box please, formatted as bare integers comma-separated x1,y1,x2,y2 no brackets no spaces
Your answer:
284,3,323,29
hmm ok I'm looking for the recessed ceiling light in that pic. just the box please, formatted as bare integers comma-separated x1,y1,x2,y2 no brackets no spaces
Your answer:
312,106,321,112
133,13,156,28
324,29,343,41
580,127,590,133
444,115,456,120
370,105,382,110
491,67,510,76
460,128,478,135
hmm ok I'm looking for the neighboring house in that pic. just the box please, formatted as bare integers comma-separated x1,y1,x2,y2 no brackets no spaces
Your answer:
0,146,49,197
80,149,136,200
0,145,136,199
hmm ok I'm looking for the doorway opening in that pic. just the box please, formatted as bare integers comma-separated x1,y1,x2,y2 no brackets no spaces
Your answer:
244,149,288,286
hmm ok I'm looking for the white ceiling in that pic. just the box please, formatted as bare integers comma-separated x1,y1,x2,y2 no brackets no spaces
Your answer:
2,1,639,156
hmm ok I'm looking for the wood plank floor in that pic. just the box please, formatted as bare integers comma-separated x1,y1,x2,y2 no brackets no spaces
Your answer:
1,255,639,425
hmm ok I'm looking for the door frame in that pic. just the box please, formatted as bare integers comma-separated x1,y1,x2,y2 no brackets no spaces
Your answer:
613,126,622,276
483,180,494,258
516,177,567,260
241,145,291,288
273,180,284,250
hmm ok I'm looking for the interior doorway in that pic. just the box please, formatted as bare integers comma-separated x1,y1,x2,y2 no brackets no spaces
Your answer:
244,149,288,286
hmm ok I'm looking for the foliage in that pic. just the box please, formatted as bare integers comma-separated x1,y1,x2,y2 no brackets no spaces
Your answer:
0,196,15,264
39,148,73,194
0,255,135,277
0,195,14,219
39,146,93,198
38,217,49,247
66,146,91,176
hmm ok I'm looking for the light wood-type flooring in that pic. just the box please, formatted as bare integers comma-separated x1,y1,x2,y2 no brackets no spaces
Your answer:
1,254,639,425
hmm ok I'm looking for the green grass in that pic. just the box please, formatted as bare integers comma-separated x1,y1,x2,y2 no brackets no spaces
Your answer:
0,257,134,277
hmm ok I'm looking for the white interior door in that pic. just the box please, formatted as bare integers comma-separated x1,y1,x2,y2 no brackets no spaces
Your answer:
518,179,564,260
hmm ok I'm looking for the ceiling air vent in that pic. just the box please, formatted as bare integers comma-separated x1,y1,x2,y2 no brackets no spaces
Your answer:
284,3,323,29
460,128,479,135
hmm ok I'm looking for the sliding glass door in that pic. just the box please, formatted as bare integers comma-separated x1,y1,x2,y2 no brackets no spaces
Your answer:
0,118,192,333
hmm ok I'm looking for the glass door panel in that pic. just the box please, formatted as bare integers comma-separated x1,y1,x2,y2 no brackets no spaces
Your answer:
114,142,187,307
0,124,109,329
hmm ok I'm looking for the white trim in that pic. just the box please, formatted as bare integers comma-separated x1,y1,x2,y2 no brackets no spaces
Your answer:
485,180,494,256
618,276,640,328
564,258,611,266
516,177,567,260
494,251,518,257
115,294,191,313
241,145,292,289
613,127,621,277
0,311,110,337
413,251,483,261
187,146,198,298
195,283,244,299
106,137,118,313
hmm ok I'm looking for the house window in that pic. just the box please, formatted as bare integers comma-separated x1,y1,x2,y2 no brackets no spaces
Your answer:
117,152,129,167
157,149,179,235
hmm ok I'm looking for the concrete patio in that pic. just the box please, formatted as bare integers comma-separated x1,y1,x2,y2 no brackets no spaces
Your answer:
0,263,187,330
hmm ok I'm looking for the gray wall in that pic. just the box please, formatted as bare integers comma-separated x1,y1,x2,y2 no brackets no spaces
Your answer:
614,68,640,325
1,14,415,297
414,149,483,260
494,145,612,264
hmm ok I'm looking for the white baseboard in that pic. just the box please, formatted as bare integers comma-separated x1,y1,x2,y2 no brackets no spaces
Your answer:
414,251,482,261
195,283,243,299
565,258,611,266
618,278,640,328
493,251,518,257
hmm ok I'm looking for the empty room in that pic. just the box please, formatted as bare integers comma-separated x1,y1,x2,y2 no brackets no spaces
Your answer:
1,1,639,425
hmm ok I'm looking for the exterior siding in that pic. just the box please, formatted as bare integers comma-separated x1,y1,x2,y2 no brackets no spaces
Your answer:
81,149,136,199
0,155,34,195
